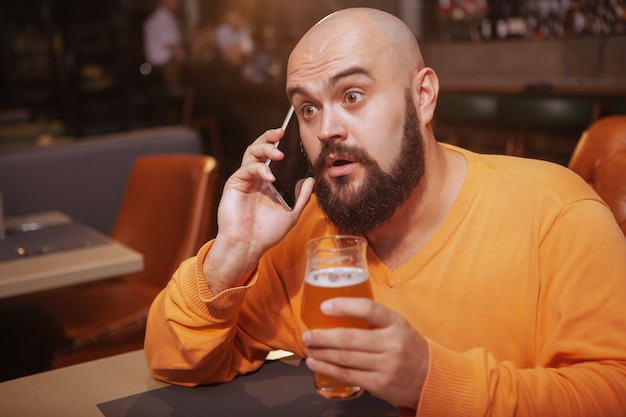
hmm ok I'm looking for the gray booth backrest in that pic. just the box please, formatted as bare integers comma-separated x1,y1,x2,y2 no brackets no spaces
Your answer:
0,126,202,234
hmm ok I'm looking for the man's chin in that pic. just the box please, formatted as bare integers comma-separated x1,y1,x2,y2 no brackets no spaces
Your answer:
329,180,362,200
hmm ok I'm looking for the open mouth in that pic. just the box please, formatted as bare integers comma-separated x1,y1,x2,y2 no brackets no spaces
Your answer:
333,159,351,167
326,154,355,167
326,155,357,177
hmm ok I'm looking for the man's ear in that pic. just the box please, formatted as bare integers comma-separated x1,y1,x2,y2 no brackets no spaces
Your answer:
411,67,439,125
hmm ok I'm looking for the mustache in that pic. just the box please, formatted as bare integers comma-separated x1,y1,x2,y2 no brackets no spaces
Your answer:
313,142,373,174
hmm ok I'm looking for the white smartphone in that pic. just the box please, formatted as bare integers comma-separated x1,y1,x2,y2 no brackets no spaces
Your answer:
265,106,311,210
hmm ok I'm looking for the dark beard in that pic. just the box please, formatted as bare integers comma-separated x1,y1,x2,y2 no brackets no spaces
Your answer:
313,90,426,235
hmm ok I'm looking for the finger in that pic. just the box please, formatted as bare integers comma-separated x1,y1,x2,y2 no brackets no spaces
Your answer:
320,298,396,329
303,326,374,351
229,161,276,190
305,356,377,389
242,129,284,165
305,341,379,370
291,177,315,212
243,142,283,166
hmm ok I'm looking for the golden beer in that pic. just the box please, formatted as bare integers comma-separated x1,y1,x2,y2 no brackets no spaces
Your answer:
301,267,372,329
301,236,372,400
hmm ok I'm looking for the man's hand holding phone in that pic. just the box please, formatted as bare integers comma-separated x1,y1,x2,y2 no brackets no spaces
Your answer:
202,109,314,294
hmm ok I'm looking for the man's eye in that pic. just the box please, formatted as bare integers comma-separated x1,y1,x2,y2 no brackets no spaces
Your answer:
345,92,362,104
302,105,316,117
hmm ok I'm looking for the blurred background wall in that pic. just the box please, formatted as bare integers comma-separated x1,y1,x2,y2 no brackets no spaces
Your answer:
1,0,624,165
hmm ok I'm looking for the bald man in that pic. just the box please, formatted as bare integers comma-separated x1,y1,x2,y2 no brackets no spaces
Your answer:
145,8,626,416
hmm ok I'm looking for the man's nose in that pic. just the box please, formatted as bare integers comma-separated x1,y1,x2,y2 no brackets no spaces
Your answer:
317,110,348,144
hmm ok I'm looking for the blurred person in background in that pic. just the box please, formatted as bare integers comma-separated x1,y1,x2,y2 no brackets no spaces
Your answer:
143,0,187,96
215,6,254,70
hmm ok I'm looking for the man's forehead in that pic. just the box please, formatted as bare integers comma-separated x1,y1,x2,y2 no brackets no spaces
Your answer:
287,27,382,84
286,49,376,99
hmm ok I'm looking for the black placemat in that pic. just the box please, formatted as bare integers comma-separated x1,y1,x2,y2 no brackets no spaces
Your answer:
97,360,397,417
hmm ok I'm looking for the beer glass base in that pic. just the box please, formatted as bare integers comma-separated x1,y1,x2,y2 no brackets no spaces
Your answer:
314,371,364,400
316,385,364,400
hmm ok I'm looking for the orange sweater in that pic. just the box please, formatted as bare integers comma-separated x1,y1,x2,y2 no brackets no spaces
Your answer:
146,146,626,416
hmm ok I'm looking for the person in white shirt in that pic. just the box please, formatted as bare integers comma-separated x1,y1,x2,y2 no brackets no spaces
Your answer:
143,0,186,92
215,8,254,68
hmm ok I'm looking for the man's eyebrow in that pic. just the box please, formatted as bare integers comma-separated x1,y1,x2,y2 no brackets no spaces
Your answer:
328,67,372,90
286,85,309,101
287,66,372,100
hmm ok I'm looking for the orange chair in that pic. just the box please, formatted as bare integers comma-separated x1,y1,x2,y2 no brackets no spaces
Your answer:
30,154,220,368
568,115,626,236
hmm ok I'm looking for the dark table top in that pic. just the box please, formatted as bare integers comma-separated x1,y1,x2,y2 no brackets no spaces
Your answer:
98,358,398,417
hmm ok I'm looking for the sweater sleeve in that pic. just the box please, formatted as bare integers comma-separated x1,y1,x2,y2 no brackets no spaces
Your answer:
145,241,271,386
144,202,324,387
414,199,626,417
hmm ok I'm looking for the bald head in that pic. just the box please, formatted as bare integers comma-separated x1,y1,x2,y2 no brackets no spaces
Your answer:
287,8,424,85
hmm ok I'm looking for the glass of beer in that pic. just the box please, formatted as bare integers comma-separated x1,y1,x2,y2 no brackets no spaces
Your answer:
301,235,373,400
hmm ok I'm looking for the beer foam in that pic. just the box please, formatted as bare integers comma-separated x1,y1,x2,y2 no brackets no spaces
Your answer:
305,267,368,287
